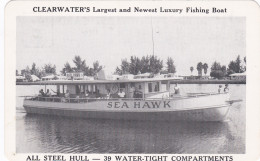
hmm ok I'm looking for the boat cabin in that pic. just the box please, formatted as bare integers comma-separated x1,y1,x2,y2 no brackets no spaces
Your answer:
43,78,172,100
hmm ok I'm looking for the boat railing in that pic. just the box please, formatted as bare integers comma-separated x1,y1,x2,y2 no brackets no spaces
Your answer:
24,96,166,103
24,92,225,103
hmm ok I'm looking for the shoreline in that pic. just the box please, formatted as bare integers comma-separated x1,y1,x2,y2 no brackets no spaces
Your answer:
16,79,246,85
169,79,246,84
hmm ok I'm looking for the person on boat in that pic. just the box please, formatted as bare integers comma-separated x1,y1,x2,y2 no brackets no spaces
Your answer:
106,89,111,99
218,85,222,93
75,95,80,102
45,89,52,97
65,89,70,98
63,89,70,102
85,89,89,97
118,89,125,98
174,83,180,94
134,87,143,98
38,89,44,96
224,84,229,93
96,89,101,98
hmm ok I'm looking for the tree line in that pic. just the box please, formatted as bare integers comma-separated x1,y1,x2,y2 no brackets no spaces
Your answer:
211,55,246,79
189,63,209,76
17,56,103,80
115,55,176,75
18,63,57,81
189,55,246,79
61,56,103,76
17,54,246,81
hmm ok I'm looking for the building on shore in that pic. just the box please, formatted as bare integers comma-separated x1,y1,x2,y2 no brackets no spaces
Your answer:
31,75,40,82
55,75,67,80
66,72,84,80
120,74,135,80
110,74,122,80
181,75,210,80
154,73,183,80
16,75,39,82
134,73,151,79
83,76,95,80
229,72,246,81
41,75,55,81
16,75,26,82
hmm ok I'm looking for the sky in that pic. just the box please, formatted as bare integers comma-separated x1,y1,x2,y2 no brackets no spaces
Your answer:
16,16,246,76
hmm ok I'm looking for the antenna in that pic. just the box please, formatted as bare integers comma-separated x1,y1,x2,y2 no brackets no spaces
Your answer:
151,17,155,56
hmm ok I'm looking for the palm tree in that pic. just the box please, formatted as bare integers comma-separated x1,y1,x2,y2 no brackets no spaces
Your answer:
203,63,208,75
44,64,56,75
73,55,86,72
190,66,194,75
89,61,103,76
197,62,203,77
61,62,73,75
166,57,176,74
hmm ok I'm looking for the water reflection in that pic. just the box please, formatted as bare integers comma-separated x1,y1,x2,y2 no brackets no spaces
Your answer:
16,113,243,154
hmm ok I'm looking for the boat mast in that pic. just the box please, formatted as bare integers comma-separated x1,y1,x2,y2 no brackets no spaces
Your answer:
151,17,155,56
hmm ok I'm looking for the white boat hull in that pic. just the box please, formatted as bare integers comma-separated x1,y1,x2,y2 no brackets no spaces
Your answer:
23,93,231,121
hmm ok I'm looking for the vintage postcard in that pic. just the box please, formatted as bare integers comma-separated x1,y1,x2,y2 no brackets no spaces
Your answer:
4,1,260,161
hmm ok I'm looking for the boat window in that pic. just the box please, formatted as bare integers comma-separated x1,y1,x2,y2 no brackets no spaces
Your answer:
93,85,96,92
120,83,125,88
154,82,160,92
75,85,81,94
85,85,89,93
63,85,67,94
80,85,84,94
90,85,96,93
154,84,158,92
148,83,153,92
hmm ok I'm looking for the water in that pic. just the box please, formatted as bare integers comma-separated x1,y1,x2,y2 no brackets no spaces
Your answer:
16,84,245,153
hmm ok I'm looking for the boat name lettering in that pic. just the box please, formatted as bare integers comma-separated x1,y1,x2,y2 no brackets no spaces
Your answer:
107,101,171,108
164,101,170,108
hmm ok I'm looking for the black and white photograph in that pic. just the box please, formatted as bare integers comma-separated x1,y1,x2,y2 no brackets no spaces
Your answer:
4,1,260,161
15,15,246,154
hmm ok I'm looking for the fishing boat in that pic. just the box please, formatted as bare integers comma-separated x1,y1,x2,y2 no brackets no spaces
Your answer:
23,77,237,122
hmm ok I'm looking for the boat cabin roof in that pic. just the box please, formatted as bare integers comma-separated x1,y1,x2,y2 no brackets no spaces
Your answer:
31,77,179,85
